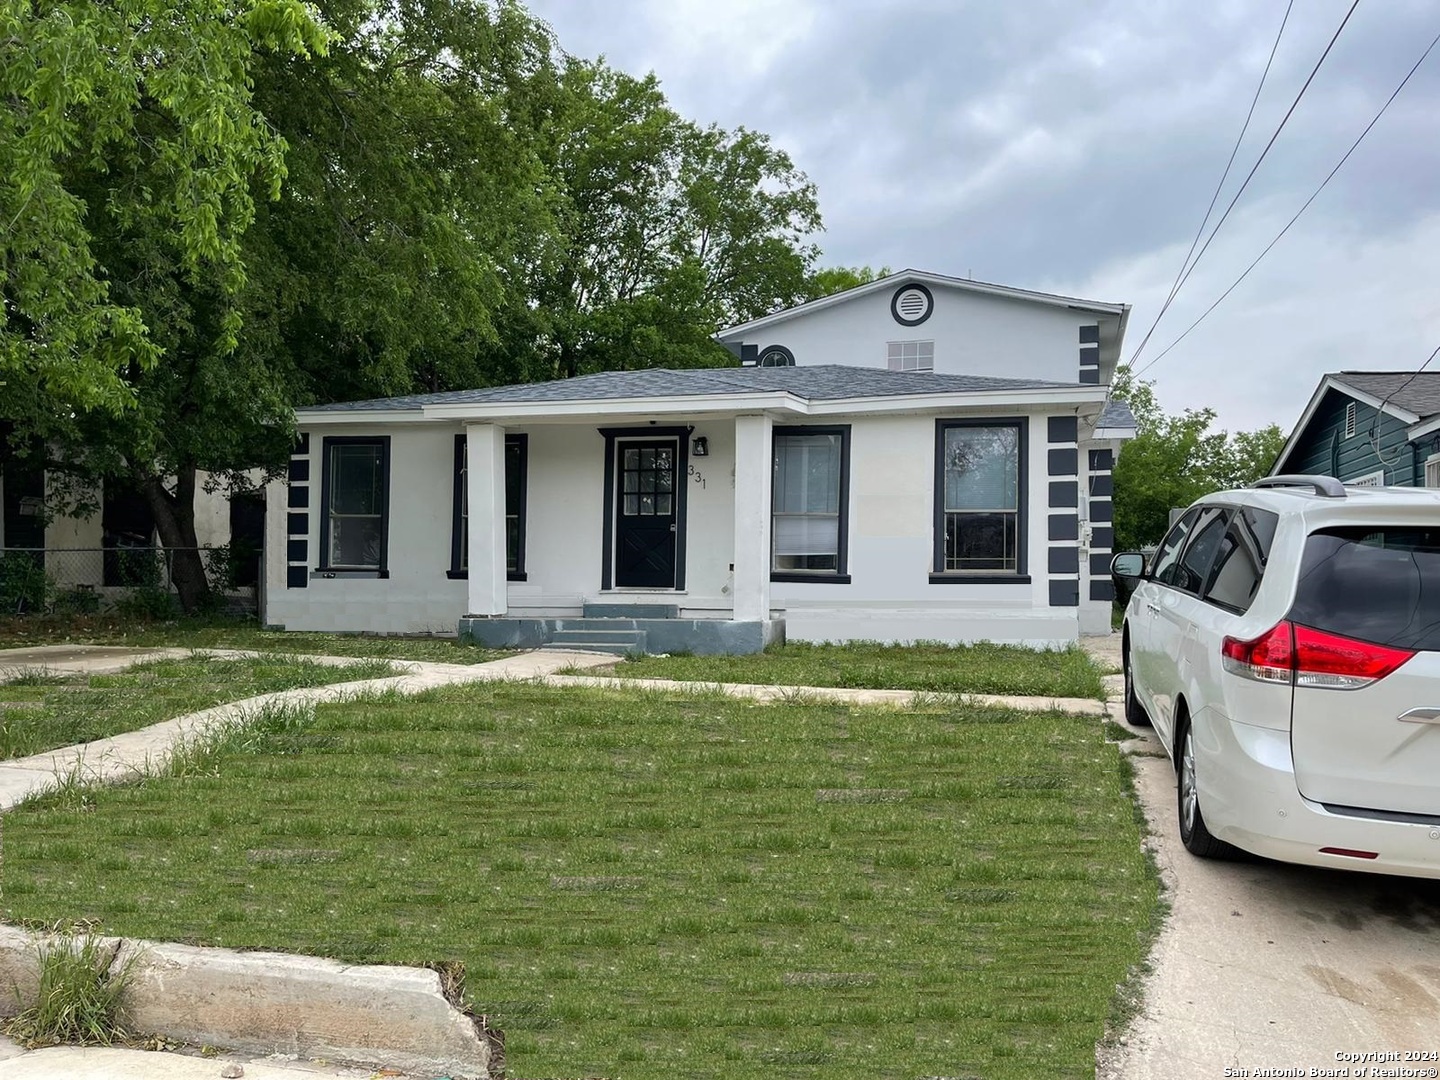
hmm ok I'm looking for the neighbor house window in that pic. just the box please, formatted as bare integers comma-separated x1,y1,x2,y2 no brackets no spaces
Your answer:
451,434,527,579
771,426,850,581
887,341,934,372
934,419,1026,576
321,437,389,572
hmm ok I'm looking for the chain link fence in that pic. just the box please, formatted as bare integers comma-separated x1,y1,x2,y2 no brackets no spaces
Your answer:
0,547,260,617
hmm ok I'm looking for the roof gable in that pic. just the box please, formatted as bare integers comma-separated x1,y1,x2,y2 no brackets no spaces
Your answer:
716,268,1127,341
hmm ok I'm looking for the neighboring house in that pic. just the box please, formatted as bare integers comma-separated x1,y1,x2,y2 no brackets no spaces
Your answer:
263,269,1136,651
1272,371,1440,487
0,461,262,601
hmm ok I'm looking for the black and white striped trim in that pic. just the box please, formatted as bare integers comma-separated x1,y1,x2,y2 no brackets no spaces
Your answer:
286,433,311,589
1046,416,1080,607
1079,324,1100,385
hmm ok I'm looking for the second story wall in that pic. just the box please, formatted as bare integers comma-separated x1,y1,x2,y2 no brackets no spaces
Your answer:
724,281,1105,384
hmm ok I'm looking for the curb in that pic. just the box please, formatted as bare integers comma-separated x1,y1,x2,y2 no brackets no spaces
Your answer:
0,926,498,1079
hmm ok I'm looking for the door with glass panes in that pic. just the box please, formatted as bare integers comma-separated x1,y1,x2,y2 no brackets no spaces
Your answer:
614,441,677,588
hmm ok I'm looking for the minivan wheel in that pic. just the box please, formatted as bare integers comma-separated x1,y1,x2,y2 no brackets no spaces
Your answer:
1177,720,1238,859
1122,642,1152,728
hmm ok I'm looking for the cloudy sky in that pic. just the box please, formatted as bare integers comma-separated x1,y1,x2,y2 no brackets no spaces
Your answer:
524,0,1440,435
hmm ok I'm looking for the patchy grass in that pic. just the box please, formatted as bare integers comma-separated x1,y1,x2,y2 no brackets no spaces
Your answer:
0,614,505,665
0,653,394,759
618,640,1107,700
3,683,1158,1080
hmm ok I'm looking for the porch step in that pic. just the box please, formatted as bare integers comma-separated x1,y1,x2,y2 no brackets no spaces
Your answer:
582,602,679,619
549,628,648,656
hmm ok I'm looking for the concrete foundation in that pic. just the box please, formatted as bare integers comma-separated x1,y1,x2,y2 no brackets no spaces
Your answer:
459,615,783,655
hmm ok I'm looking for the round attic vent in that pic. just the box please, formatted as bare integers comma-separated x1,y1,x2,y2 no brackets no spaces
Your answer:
891,283,934,326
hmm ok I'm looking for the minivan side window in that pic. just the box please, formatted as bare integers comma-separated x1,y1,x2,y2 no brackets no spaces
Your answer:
1149,508,1201,585
1167,507,1229,594
1201,507,1280,614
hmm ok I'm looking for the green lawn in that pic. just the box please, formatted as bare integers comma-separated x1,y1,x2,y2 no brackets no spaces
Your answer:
0,653,394,759
618,640,1107,700
0,615,505,665
3,682,1158,1079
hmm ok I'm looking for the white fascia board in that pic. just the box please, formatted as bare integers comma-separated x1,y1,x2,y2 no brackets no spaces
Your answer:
294,410,424,425
1408,415,1440,442
802,385,1107,416
716,269,1129,340
1330,378,1421,423
420,391,804,421
1093,426,1138,441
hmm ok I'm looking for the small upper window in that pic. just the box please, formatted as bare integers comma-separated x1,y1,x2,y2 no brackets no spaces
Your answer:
1344,401,1357,438
887,341,934,372
758,345,795,367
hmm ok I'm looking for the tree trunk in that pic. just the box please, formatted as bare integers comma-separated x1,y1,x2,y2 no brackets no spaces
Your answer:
139,466,213,614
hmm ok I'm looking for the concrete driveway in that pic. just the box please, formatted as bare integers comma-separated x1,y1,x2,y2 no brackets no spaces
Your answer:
1101,711,1440,1078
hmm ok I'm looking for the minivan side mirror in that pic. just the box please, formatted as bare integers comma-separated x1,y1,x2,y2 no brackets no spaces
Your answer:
1110,552,1146,580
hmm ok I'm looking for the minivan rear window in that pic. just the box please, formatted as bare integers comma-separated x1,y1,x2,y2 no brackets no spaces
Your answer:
1290,527,1440,650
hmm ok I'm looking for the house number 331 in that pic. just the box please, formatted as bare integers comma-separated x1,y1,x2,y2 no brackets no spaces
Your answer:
688,464,706,489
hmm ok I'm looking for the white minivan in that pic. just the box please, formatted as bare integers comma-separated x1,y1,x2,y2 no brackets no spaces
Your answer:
1111,475,1440,879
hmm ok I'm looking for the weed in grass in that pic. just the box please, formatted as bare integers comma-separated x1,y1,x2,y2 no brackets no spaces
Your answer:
0,668,70,687
1103,720,1140,742
3,924,136,1048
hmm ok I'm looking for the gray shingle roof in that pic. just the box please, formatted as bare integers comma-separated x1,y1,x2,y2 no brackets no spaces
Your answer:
1331,371,1440,420
1098,398,1137,431
303,365,1085,413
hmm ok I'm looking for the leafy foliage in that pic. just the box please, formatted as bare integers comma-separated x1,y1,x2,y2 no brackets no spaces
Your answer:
1111,369,1287,549
1,0,329,413
804,264,891,299
5,0,823,613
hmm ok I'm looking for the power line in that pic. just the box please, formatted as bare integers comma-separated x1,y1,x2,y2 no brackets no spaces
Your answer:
1370,344,1440,468
1124,0,1294,369
1133,23,1440,379
1125,0,1361,369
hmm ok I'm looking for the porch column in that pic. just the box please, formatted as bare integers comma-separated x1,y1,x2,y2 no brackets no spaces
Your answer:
466,422,508,616
732,413,773,623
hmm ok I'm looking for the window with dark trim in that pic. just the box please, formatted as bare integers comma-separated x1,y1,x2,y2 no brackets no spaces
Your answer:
450,434,527,580
931,418,1029,582
320,436,390,574
771,425,850,583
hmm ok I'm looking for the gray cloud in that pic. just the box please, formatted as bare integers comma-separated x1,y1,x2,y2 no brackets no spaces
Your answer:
526,0,1440,433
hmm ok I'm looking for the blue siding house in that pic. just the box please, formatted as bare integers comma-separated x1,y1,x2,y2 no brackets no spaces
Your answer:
1273,372,1440,487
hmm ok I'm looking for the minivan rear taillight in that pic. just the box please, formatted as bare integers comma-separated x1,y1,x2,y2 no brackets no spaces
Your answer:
1221,621,1415,690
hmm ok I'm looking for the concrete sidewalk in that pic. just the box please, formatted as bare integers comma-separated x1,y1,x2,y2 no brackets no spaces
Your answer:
0,1040,386,1079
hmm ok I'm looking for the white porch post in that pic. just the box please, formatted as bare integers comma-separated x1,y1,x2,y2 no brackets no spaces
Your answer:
732,413,773,623
466,422,508,616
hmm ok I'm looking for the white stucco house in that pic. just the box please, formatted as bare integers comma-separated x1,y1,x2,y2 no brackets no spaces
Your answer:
263,270,1135,651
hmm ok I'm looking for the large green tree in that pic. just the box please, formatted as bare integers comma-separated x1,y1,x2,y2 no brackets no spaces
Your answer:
1,0,328,414
515,60,822,379
29,0,559,611
1110,369,1286,549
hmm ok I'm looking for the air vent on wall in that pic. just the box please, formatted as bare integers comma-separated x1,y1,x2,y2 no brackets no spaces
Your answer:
891,284,934,326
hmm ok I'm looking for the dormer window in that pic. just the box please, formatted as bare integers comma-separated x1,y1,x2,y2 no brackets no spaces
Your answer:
887,341,934,372
758,345,795,367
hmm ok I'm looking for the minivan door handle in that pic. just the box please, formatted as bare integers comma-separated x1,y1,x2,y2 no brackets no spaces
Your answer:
1397,707,1440,725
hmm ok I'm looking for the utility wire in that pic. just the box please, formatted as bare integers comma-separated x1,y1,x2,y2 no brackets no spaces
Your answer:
1369,344,1440,468
1133,24,1440,379
1124,0,1294,370
1125,0,1361,369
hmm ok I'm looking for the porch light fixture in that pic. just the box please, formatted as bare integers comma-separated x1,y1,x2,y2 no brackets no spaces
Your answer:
692,436,709,457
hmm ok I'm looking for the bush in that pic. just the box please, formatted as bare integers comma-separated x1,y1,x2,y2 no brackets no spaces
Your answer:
113,585,179,621
52,587,101,616
0,553,51,614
